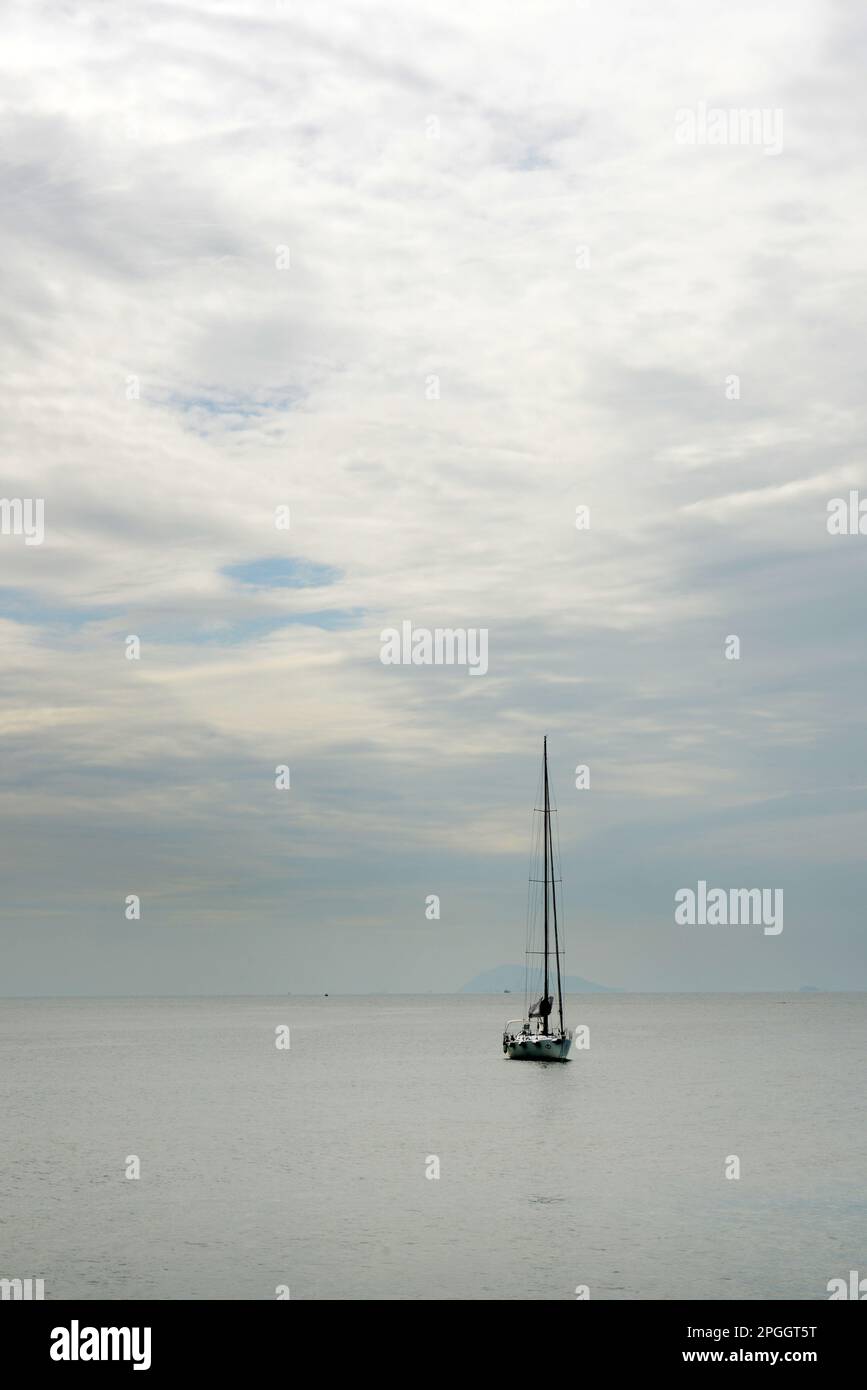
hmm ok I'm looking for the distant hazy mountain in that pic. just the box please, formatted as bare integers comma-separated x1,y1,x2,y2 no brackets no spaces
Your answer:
462,965,621,994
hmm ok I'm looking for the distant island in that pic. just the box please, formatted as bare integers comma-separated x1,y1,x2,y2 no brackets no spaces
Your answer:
461,965,621,994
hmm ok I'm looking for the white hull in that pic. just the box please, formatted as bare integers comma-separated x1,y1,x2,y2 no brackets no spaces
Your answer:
505,1035,572,1062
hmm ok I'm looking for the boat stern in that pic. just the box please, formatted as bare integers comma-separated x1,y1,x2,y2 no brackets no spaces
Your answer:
503,1021,572,1062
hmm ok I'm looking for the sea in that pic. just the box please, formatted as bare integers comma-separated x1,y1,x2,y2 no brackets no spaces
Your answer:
1,993,863,1300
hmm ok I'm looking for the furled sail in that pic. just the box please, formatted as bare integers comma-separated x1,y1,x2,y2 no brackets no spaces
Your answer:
529,995,553,1018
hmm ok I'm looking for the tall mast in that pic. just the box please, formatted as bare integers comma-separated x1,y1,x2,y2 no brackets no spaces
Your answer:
542,736,550,1034
548,780,564,1035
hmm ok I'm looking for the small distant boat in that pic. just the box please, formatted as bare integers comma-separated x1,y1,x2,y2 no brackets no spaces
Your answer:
503,737,572,1062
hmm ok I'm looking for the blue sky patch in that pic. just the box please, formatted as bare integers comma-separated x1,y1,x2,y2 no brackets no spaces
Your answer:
0,588,122,630
223,556,341,589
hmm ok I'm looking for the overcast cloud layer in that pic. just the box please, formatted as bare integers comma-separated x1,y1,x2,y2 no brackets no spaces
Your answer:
1,0,865,994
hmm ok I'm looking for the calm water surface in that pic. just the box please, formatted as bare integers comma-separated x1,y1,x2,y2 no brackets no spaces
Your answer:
0,994,863,1299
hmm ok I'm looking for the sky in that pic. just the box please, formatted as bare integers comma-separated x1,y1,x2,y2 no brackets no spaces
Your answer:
1,0,865,994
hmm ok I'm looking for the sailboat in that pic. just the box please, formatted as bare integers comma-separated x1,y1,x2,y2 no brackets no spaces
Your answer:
503,737,572,1061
